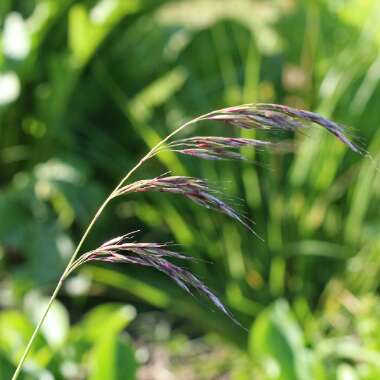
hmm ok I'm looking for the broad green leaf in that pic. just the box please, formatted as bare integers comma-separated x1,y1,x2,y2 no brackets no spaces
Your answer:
81,303,135,341
89,335,137,380
249,300,323,380
74,304,138,380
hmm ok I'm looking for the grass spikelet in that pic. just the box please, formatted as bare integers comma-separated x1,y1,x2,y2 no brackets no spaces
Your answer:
168,136,274,161
113,175,257,236
70,234,242,326
200,103,361,153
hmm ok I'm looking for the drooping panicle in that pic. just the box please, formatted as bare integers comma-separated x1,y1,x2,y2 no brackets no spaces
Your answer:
255,104,361,152
199,103,360,153
113,175,257,236
72,234,241,326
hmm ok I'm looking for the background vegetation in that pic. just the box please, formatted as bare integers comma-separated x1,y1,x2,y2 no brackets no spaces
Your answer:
1,0,380,379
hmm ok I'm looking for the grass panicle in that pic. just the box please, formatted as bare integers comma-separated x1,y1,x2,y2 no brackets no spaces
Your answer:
68,233,242,326
199,104,361,153
114,174,256,235
12,103,360,380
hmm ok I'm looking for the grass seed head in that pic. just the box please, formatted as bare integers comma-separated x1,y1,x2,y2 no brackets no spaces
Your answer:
75,235,241,326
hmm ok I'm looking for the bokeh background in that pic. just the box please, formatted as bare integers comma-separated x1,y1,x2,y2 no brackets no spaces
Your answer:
1,0,380,379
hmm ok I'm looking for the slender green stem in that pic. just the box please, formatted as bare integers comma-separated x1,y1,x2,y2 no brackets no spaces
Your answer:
11,196,112,380
12,111,212,380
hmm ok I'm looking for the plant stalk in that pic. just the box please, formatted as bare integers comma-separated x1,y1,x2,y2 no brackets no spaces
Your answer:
11,112,210,380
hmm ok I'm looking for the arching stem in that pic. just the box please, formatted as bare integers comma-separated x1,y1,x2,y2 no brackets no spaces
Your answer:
11,111,213,380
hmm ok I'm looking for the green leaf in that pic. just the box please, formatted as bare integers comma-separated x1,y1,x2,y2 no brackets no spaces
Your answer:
249,300,324,380
76,303,136,343
0,310,45,362
73,304,138,380
21,223,68,285
69,1,141,67
0,192,30,246
0,354,15,380
89,335,137,380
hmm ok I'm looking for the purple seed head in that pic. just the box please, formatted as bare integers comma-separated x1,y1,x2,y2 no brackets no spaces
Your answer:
198,104,360,153
168,136,274,161
114,175,257,237
76,234,242,327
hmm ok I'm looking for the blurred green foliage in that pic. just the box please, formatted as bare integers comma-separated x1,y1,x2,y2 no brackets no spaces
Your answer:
1,0,380,378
